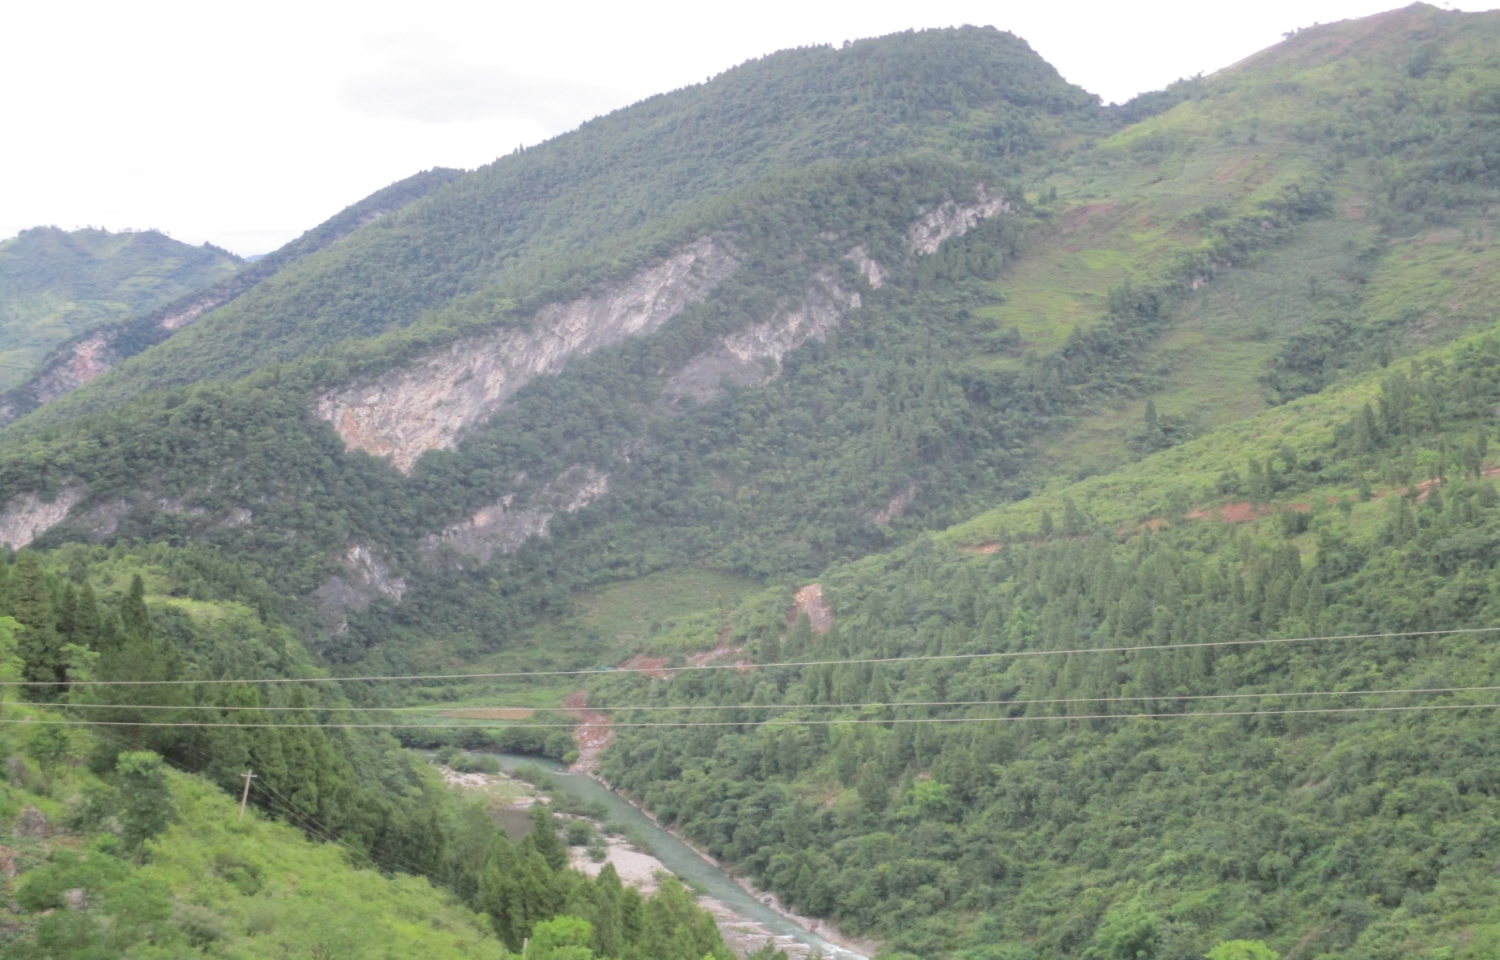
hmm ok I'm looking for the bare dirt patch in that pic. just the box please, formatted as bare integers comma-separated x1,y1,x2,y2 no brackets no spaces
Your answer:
688,643,747,668
958,542,1002,555
790,583,833,633
565,691,614,774
619,654,673,679
1187,501,1273,523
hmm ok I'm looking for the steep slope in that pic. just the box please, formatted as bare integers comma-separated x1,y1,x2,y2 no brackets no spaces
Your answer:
0,10,1495,680
0,545,736,960
26,26,1094,417
0,227,239,391
1,760,507,959
595,321,1500,960
1,9,1500,959
0,167,462,424
1015,2,1500,478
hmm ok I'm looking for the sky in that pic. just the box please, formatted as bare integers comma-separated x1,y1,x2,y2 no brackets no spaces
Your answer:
2,0,1491,256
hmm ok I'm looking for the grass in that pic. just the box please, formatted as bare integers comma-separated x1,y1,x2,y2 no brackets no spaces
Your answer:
389,567,763,708
1363,225,1500,346
0,707,504,959
933,316,1500,553
577,567,760,647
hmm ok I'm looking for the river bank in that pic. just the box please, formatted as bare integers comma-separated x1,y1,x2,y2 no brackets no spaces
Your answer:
588,770,877,960
440,760,854,959
442,755,874,960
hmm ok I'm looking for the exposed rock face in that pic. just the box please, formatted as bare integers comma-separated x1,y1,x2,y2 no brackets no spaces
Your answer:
0,487,84,550
13,287,232,411
76,499,131,540
845,246,885,289
46,495,252,544
791,583,833,634
30,334,119,405
318,237,738,473
907,186,1010,255
422,466,609,566
313,544,408,633
159,290,228,331
871,483,918,526
663,270,859,403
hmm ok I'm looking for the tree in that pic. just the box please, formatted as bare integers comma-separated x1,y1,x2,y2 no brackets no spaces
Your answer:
117,751,175,859
525,915,594,960
121,574,151,644
1205,942,1279,960
25,725,76,792
13,552,64,694
528,804,570,872
1083,902,1160,960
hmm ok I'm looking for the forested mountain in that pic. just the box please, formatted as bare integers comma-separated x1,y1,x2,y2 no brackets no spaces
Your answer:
3,5,1500,959
0,227,239,392
0,168,461,425
598,325,1500,959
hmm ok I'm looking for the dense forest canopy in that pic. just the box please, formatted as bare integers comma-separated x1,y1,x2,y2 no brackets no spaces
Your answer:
0,227,239,391
4,5,1500,959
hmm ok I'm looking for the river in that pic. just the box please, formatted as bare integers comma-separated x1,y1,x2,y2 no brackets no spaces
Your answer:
493,754,868,960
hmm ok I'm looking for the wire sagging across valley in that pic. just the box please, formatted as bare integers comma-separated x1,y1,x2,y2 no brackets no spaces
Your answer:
33,683,1500,714
1,625,1494,687
5,700,1500,730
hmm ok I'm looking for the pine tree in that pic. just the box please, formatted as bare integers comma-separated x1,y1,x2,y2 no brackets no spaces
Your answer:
74,583,98,647
12,552,63,693
121,574,151,643
527,804,569,872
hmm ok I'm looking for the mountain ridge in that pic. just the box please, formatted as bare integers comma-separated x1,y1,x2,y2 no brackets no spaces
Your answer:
4,10,1500,959
0,226,240,394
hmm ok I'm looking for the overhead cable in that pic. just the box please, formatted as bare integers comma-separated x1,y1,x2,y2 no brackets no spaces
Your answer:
4,625,1495,687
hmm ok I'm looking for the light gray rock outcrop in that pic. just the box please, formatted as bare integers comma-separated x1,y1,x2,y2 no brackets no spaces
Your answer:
317,237,738,473
663,270,859,404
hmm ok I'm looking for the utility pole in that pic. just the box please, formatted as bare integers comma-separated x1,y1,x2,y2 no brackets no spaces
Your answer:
239,769,256,821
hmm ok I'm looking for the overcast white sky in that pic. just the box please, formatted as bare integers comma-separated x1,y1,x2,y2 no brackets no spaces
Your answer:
2,0,1490,255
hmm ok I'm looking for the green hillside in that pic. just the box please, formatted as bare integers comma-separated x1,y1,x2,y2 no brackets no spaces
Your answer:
0,545,736,959
0,227,239,391
31,27,1094,413
0,168,461,425
1,6,1499,959
595,320,1500,960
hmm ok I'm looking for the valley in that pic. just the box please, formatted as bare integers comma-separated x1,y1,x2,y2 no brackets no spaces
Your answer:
3,4,1500,958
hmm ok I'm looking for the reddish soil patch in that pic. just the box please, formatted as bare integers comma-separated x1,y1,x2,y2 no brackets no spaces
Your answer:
790,583,833,634
959,542,1002,555
619,654,672,679
687,643,743,668
435,707,534,720
1186,502,1274,524
1410,477,1443,502
1215,502,1272,523
564,690,613,774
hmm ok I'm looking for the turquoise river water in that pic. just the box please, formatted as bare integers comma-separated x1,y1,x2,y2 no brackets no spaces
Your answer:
493,754,867,960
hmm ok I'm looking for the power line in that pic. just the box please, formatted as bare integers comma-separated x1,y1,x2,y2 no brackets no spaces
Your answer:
34,683,1500,714
5,701,1500,730
6,625,1495,687
79,710,458,885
